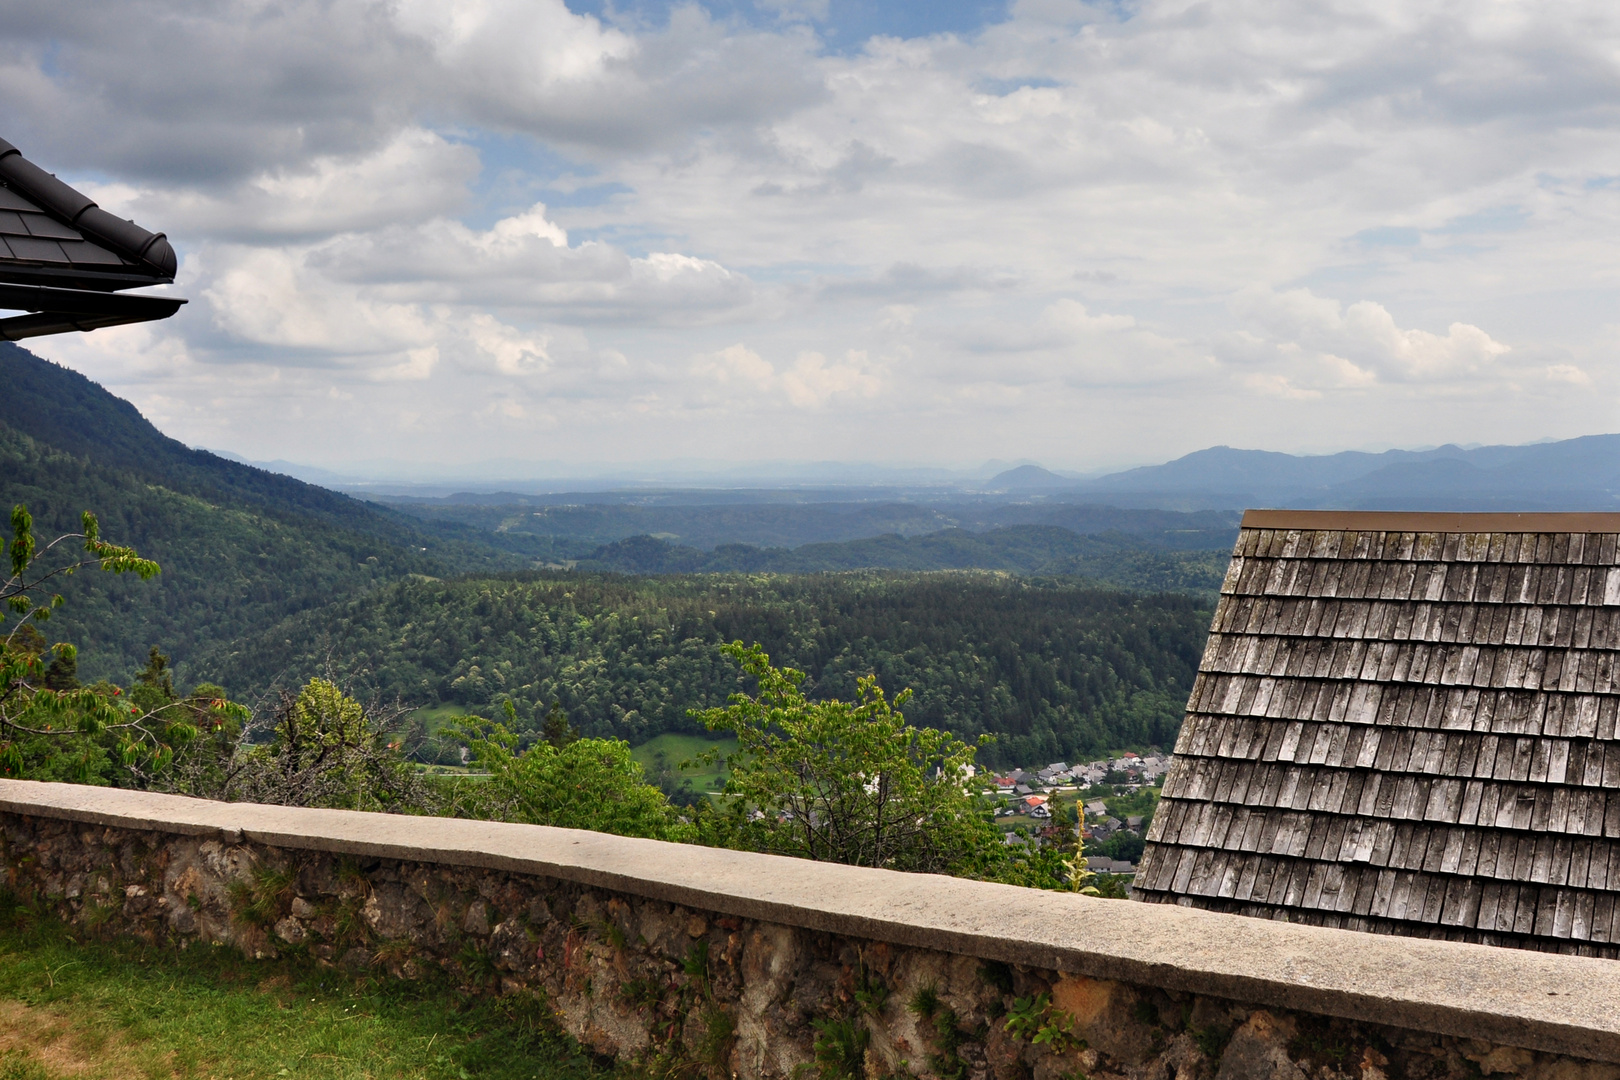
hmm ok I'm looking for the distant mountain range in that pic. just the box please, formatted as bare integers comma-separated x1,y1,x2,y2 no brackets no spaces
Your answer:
1048,438,1620,511
986,464,1080,491
383,434,1620,516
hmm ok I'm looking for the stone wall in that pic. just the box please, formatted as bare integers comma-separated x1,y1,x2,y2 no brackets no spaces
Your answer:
1,781,1618,1080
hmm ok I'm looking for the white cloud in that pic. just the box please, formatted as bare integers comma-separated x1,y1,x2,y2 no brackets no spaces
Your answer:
99,129,481,241
694,344,775,387
465,315,550,376
781,350,882,407
11,0,1620,469
1229,287,1514,388
693,343,882,407
304,203,755,321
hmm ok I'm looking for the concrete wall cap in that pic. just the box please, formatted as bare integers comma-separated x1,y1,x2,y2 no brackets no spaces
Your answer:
1,779,1615,1062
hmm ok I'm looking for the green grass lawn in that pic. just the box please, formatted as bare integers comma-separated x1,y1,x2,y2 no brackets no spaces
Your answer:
629,733,738,793
409,704,483,734
1102,783,1162,822
0,918,606,1080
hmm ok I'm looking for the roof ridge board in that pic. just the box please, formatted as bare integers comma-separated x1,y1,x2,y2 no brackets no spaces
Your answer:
0,138,176,280
1243,510,1620,533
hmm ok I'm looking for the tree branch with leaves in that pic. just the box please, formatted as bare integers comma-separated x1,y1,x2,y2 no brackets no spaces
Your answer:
692,642,1007,876
0,503,239,781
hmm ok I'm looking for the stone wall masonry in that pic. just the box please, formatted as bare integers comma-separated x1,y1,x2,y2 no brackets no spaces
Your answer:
0,780,1617,1080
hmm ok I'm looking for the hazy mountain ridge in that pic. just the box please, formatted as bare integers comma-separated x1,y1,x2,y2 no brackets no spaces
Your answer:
387,499,1239,553
1072,437,1620,510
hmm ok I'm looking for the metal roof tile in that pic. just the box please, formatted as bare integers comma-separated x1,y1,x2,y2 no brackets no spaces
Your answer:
5,234,68,262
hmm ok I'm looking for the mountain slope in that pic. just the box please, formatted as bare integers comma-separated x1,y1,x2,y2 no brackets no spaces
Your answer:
577,525,1230,592
386,497,1241,552
0,346,523,682
1077,437,1620,510
986,464,1074,490
0,343,447,541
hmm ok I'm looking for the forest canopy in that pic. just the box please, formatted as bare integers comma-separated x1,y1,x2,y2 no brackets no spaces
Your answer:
200,571,1212,766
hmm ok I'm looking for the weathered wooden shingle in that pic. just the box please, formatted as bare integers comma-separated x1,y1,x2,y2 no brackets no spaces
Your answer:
1136,510,1620,956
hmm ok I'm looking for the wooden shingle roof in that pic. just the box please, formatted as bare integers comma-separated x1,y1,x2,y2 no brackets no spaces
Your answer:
1134,509,1620,956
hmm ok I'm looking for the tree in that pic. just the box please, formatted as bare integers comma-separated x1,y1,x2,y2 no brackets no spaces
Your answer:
0,504,239,781
460,704,686,841
539,699,578,750
133,646,176,709
223,678,430,811
692,642,1006,876
691,642,1106,892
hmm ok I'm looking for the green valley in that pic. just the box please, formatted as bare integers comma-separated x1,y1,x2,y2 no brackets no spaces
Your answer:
2,343,1226,766
198,571,1211,768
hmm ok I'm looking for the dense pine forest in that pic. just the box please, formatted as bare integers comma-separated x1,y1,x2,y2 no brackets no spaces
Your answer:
199,572,1212,766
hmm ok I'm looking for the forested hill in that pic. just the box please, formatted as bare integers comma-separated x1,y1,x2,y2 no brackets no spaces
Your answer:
0,346,526,680
198,572,1213,766
577,528,1228,591
2,345,1228,701
2,345,402,540
388,497,1240,552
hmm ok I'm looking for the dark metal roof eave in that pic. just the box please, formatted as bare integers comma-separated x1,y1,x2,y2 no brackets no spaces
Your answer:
0,307,183,342
0,138,177,281
0,136,187,338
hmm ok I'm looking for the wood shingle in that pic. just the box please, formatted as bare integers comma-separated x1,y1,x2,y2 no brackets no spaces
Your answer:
1135,510,1620,955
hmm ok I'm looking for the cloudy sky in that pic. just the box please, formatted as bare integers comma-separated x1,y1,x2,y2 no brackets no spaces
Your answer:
6,0,1619,477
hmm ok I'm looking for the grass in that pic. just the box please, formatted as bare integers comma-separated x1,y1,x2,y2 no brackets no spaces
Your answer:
629,734,737,793
408,704,484,738
0,917,606,1080
1102,782,1162,822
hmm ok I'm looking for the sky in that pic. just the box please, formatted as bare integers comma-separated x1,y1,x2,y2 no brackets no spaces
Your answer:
5,0,1620,477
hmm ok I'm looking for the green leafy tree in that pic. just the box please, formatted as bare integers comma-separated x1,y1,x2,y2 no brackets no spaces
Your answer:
691,642,1106,892
692,642,1007,876
224,679,429,811
460,706,686,841
0,504,239,782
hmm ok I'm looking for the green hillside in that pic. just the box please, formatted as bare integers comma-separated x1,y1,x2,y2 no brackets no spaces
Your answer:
197,572,1213,767
1,344,1224,718
387,495,1240,552
0,345,525,681
575,527,1228,590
